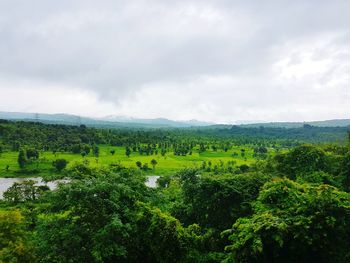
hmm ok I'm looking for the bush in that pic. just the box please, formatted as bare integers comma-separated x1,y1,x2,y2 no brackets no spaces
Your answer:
224,179,350,263
52,159,68,172
0,210,35,262
274,145,329,179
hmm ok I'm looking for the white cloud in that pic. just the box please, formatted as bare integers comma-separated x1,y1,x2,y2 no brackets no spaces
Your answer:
0,0,349,123
0,78,118,117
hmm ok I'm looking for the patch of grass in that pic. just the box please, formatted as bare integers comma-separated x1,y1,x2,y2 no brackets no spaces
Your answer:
0,145,264,178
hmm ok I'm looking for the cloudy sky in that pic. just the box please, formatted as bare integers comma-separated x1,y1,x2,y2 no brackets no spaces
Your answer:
0,0,349,123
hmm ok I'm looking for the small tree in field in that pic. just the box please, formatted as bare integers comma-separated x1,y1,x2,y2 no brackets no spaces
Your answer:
125,147,131,158
110,149,115,156
26,148,39,160
18,149,27,169
52,159,68,172
161,148,166,157
151,159,158,170
142,163,149,171
93,145,99,157
136,161,142,169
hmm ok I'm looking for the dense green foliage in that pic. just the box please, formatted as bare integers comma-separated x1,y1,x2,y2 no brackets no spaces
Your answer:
224,179,350,263
35,170,148,262
1,120,350,262
0,210,35,262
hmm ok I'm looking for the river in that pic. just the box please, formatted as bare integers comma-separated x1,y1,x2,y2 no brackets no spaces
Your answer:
0,177,62,198
0,175,160,198
145,175,160,188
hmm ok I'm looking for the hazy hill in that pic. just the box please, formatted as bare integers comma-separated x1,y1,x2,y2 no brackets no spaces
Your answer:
0,111,349,129
0,111,213,128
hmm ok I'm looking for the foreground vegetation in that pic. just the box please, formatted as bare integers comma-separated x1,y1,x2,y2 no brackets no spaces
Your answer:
1,120,350,262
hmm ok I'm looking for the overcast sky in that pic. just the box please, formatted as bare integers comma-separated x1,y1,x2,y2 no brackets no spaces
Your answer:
0,0,349,123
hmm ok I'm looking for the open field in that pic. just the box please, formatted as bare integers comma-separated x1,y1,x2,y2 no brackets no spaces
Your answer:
0,145,263,178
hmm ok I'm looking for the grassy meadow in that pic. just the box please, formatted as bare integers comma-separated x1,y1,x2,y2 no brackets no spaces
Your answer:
0,145,261,178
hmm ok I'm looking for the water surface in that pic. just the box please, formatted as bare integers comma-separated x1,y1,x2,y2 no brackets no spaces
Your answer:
1,175,159,198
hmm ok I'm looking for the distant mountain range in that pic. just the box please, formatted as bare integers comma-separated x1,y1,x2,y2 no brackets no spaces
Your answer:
0,111,349,129
101,115,213,127
0,111,213,128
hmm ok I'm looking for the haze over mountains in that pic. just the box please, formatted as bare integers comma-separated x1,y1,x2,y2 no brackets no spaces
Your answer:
0,111,213,128
0,111,350,129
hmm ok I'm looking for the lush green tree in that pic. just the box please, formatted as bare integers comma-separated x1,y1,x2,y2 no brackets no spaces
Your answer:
161,148,166,157
0,210,35,262
93,145,100,157
136,161,142,169
18,148,27,169
3,183,24,204
296,171,339,187
3,180,48,204
52,158,68,172
199,143,206,153
71,144,82,154
131,203,193,263
110,149,116,155
82,144,91,155
274,145,329,179
175,169,271,230
151,159,158,170
142,163,149,171
26,148,39,160
224,179,350,263
125,146,131,157
239,164,249,173
339,153,350,192
35,171,148,263
68,162,96,179
158,169,271,262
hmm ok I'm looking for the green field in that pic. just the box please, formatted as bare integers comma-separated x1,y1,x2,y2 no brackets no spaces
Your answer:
0,145,260,178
